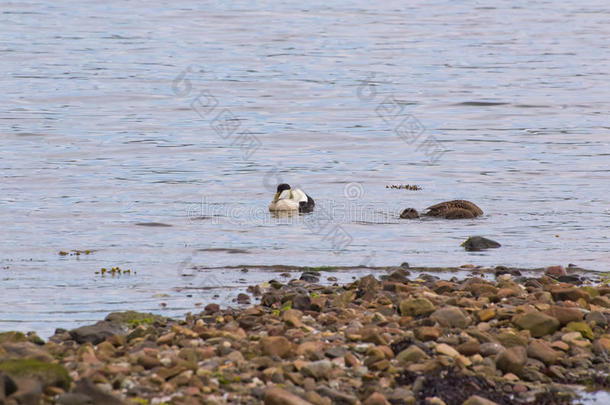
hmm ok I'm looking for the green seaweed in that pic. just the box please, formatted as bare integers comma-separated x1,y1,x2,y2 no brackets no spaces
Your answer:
0,359,71,389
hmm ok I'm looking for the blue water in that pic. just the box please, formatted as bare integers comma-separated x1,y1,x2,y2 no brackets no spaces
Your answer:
1,0,609,337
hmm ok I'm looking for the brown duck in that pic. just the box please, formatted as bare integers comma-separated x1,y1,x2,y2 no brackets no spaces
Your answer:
400,200,483,220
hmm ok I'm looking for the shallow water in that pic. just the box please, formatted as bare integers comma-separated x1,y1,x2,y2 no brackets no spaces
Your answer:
1,1,609,336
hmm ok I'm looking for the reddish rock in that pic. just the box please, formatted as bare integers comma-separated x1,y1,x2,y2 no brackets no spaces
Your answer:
545,266,567,278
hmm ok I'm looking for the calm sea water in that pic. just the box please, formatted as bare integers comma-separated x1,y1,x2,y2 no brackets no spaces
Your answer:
1,0,609,336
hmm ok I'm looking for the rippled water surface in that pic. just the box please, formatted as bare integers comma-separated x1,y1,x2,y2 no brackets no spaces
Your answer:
1,0,609,335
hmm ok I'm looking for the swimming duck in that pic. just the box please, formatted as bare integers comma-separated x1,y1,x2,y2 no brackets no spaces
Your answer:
268,183,315,213
400,200,483,220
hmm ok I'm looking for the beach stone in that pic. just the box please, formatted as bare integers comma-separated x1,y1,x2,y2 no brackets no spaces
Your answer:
415,326,441,341
69,321,127,345
237,293,250,304
300,272,320,283
262,292,282,307
457,341,480,356
72,379,124,405
204,303,220,313
261,336,292,358
513,311,559,337
591,295,610,307
396,345,429,364
399,298,435,317
0,359,70,390
545,306,583,325
302,360,333,379
495,346,527,374
0,371,17,398
495,332,528,348
361,327,388,345
297,341,324,358
264,387,313,405
565,322,594,340
561,332,590,348
283,309,303,328
545,266,567,278
585,311,608,327
430,306,470,329
316,386,359,405
10,377,42,405
55,392,94,405
357,275,380,301
593,338,610,354
477,309,496,322
462,395,500,405
527,340,559,365
292,294,312,311
363,392,390,405
435,343,460,358
325,347,347,359
0,342,54,362
461,236,501,251
551,287,590,302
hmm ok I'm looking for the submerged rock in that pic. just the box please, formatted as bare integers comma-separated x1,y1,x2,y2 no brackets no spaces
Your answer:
461,236,501,251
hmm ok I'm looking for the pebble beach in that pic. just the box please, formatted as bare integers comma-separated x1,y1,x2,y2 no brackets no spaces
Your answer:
1,265,609,404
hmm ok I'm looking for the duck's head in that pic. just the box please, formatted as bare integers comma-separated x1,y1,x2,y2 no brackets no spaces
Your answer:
273,183,292,202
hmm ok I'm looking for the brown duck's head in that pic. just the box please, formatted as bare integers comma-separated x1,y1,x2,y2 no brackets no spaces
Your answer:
400,208,420,219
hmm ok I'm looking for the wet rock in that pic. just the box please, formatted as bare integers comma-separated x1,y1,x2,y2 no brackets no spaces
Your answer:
399,297,435,317
513,311,559,338
69,321,127,345
430,306,470,329
400,208,419,219
300,272,320,283
204,303,220,313
495,346,527,374
237,293,251,304
461,237,501,251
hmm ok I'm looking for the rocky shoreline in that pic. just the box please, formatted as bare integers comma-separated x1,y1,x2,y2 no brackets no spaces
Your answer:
0,265,609,405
